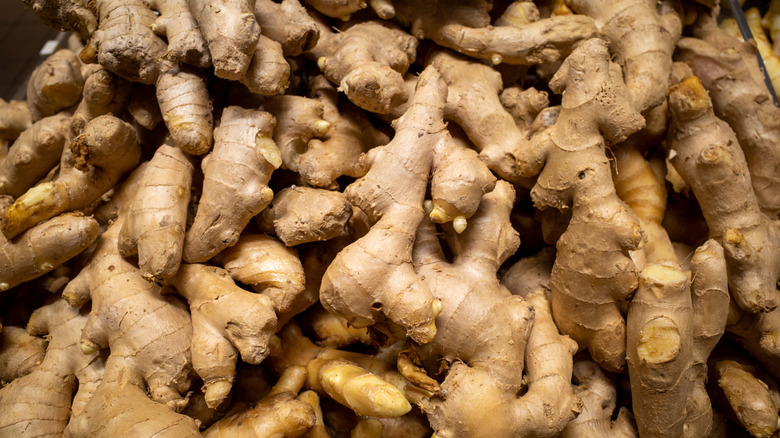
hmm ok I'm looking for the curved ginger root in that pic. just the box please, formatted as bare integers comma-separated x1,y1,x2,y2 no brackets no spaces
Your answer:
26,49,84,121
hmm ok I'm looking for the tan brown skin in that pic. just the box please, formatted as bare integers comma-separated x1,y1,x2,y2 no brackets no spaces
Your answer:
319,66,446,345
560,360,637,438
63,217,194,411
213,232,309,327
305,0,366,20
259,186,352,246
676,15,780,219
254,0,319,56
240,34,291,95
261,95,329,171
0,100,32,141
69,67,131,142
0,114,70,198
26,49,84,122
1,115,140,240
412,181,580,438
0,326,45,384
520,38,645,373
667,76,780,314
156,59,214,155
308,15,418,114
0,213,99,293
298,75,389,189
566,0,682,114
166,263,278,408
710,358,780,438
393,0,597,66
0,298,104,438
190,0,260,80
118,141,193,281
81,0,166,84
204,366,316,438
22,0,96,39
183,106,278,262
146,0,211,67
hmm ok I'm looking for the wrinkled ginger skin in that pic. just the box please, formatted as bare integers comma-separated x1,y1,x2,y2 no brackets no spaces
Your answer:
0,213,99,293
521,39,645,373
626,263,693,438
22,0,97,39
254,0,319,56
676,17,780,218
0,114,70,198
118,141,193,281
393,0,597,65
81,0,166,84
319,66,447,344
190,0,260,80
667,76,780,314
260,186,352,246
262,95,328,171
566,0,682,113
26,49,84,122
309,16,418,114
712,359,780,438
0,99,32,141
1,115,140,239
183,106,278,262
156,60,214,155
146,0,211,67
63,218,194,410
69,67,131,141
167,263,278,409
0,299,104,438
0,326,45,384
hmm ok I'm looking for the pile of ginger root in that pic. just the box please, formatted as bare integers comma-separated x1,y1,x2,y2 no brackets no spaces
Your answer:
3,0,780,436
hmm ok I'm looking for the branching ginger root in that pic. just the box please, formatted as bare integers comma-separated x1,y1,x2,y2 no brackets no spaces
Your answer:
190,0,260,80
26,49,84,122
68,67,131,141
1,114,140,239
519,38,645,372
183,106,279,262
146,0,211,67
0,298,104,437
254,0,319,56
667,75,780,314
319,66,448,344
411,181,580,437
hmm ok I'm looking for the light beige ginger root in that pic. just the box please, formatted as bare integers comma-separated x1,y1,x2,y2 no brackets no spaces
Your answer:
518,38,645,372
239,33,291,96
411,181,580,438
0,298,104,437
190,0,260,80
21,0,96,38
392,0,597,66
63,217,194,410
259,186,352,246
183,106,278,262
304,0,366,20
308,15,418,114
0,326,45,384
667,75,780,314
118,140,193,281
676,15,780,218
146,0,211,67
501,247,555,297
260,95,329,171
298,74,389,189
710,356,780,438
2,114,140,239
0,99,32,141
268,322,414,418
566,0,682,113
204,366,316,437
166,263,278,408
26,49,84,122
213,232,309,327
0,113,70,198
80,0,167,84
303,304,371,348
626,263,693,438
156,59,214,155
319,66,447,344
685,240,730,438
0,213,99,293
560,360,637,438
127,85,163,131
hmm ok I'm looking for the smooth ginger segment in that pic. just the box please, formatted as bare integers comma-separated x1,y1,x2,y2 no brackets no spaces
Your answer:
1,115,140,239
714,359,780,438
190,0,260,80
26,49,83,121
184,106,278,262
259,186,352,246
320,359,411,418
0,326,45,384
157,60,213,155
0,99,32,141
118,141,193,281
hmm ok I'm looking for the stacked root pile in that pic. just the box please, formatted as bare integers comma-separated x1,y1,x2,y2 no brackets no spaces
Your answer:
1,0,780,437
